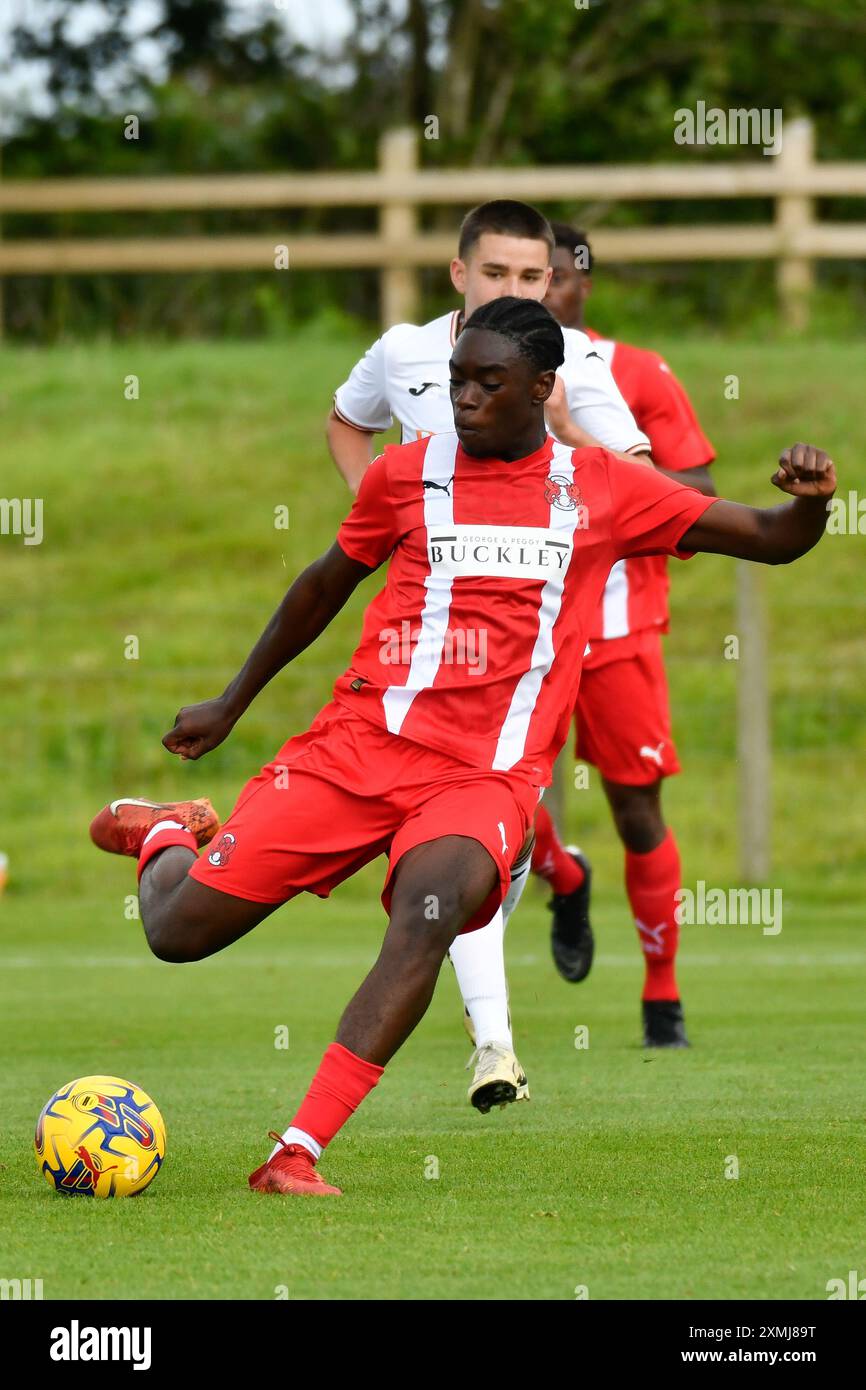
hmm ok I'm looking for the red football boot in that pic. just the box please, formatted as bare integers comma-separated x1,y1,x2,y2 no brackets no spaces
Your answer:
248,1133,342,1196
89,797,220,858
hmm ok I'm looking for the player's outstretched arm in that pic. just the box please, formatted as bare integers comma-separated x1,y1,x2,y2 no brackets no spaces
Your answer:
680,443,836,564
163,542,372,761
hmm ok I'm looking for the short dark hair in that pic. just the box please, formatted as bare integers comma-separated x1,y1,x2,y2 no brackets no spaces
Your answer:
550,221,594,274
462,295,565,374
459,200,555,261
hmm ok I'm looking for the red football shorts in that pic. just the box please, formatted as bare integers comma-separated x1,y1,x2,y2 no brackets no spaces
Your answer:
189,700,538,932
575,630,680,785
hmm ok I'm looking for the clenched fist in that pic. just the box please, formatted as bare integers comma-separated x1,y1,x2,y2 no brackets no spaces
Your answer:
163,697,237,761
771,443,836,498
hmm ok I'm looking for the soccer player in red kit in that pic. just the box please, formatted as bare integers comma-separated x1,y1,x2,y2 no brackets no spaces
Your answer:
327,199,650,1101
540,223,717,1047
90,297,835,1195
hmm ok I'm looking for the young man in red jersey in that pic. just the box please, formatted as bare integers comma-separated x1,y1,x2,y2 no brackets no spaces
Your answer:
90,297,835,1196
327,199,651,1103
538,223,717,1045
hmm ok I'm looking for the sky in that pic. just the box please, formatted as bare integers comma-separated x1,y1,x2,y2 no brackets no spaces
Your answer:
271,0,356,47
0,0,373,128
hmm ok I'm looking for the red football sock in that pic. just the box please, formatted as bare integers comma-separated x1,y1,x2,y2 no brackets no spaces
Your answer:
291,1042,384,1151
137,824,198,881
531,803,585,894
625,830,681,1001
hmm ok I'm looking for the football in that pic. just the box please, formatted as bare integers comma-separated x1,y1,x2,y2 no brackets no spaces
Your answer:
34,1075,166,1198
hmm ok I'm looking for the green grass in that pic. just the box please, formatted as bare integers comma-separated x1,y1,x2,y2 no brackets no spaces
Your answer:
1,332,865,1300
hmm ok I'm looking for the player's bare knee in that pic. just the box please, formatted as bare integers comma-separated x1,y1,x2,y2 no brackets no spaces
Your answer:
143,922,187,964
142,921,178,963
388,898,455,956
142,905,202,964
615,792,666,854
390,885,493,962
386,883,464,956
393,840,496,932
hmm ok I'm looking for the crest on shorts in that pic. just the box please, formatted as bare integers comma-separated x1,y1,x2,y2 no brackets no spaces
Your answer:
207,832,237,867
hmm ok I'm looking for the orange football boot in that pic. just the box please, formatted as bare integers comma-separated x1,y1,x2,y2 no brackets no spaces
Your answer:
248,1134,342,1196
89,796,220,858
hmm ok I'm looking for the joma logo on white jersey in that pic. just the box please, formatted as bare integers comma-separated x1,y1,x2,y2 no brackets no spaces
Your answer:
428,525,574,581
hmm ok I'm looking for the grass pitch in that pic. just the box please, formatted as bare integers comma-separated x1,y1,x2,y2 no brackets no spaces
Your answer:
1,331,865,1300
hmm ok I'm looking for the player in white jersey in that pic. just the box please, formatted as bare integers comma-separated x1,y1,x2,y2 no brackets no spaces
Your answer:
332,306,648,458
328,201,651,1111
329,201,649,487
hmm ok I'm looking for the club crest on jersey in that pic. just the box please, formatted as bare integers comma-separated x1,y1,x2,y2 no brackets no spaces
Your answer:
545,474,589,525
207,832,237,867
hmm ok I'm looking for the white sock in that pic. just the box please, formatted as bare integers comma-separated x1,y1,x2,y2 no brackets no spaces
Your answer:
502,854,532,925
448,906,512,1049
270,1126,321,1162
142,819,185,846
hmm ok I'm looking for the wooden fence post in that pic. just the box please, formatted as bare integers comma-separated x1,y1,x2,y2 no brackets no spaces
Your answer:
775,116,815,332
736,561,771,881
378,128,419,328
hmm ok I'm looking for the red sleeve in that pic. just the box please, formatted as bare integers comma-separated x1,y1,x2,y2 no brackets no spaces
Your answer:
336,449,402,571
620,345,715,473
607,453,719,559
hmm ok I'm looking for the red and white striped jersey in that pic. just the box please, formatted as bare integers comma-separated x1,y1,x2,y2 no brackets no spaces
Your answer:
584,329,716,660
334,432,716,787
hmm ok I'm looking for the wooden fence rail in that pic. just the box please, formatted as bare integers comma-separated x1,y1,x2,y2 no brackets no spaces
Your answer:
1,118,865,331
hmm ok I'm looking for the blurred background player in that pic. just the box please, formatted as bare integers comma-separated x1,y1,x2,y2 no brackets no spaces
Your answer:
539,222,717,1046
327,200,651,1107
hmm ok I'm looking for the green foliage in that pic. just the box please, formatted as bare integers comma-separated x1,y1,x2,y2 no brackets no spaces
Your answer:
5,1,866,338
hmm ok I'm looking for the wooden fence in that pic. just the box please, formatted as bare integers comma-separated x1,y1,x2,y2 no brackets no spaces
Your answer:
4,115,857,878
1,117,865,332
